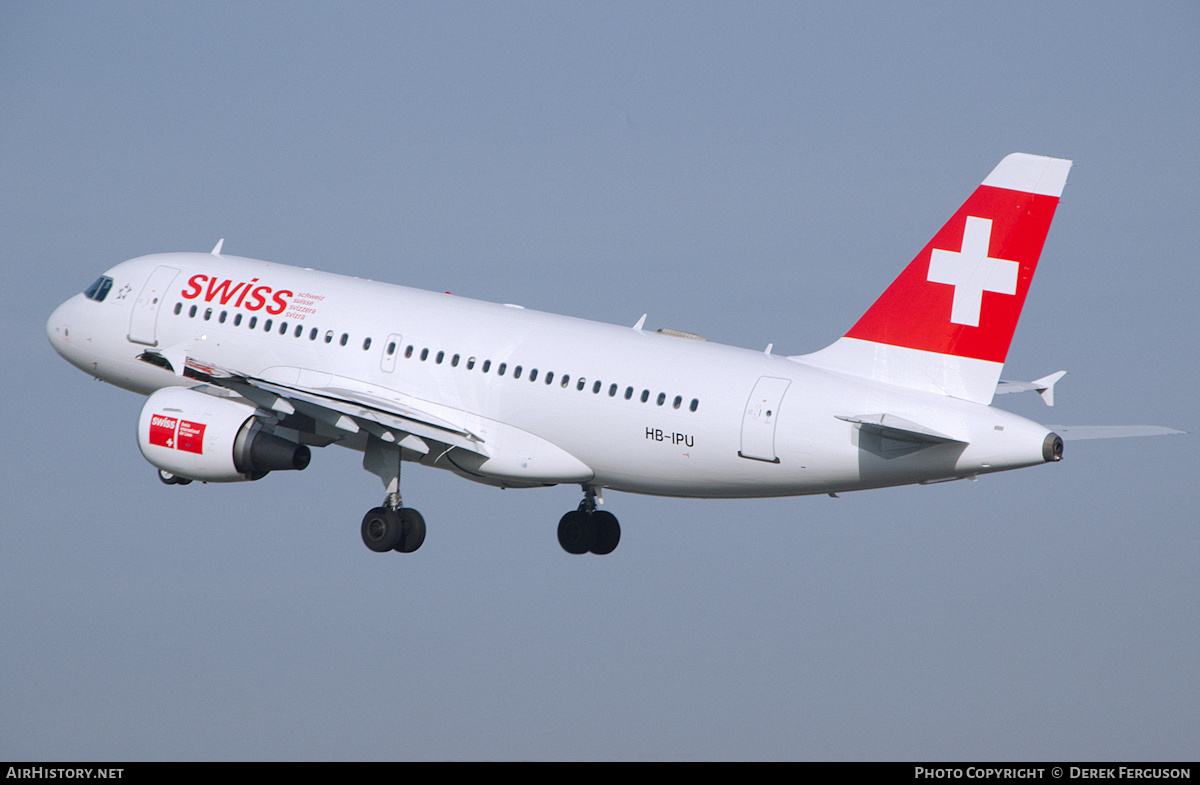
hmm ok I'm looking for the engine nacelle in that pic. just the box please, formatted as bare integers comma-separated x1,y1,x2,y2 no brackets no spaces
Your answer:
137,387,310,482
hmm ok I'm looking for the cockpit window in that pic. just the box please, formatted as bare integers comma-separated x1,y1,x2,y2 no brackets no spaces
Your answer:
83,276,113,302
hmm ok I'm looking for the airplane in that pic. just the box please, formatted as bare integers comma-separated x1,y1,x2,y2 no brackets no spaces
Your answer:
46,153,1183,555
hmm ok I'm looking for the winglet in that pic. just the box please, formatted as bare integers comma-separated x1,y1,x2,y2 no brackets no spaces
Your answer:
211,238,224,256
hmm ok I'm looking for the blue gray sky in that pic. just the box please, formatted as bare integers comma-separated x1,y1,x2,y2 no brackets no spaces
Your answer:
3,2,1197,761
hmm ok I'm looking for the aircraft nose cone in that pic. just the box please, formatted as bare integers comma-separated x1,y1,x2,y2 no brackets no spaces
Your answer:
47,301,68,350
47,298,81,359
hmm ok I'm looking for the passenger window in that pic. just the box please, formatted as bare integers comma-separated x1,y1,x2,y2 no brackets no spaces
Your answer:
235,314,243,327
174,303,182,315
498,363,506,376
387,342,397,356
279,321,287,334
483,360,491,373
609,384,617,397
264,318,273,332
673,395,682,409
219,311,227,324
250,316,258,329
295,325,303,338
640,390,649,403
593,380,601,394
189,305,197,318
436,351,444,364
420,348,428,360
339,333,349,346
690,399,699,412
624,387,633,400
513,365,522,379
451,354,460,367
363,337,372,350
308,327,316,340
656,392,666,406
467,357,476,370
405,345,413,358
324,330,333,343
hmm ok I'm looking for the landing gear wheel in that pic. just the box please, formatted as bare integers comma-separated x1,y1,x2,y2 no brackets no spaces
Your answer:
557,510,595,554
394,508,426,553
590,511,620,555
361,507,403,552
158,469,192,486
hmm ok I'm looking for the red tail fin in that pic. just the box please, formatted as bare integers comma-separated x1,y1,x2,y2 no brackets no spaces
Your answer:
798,153,1072,403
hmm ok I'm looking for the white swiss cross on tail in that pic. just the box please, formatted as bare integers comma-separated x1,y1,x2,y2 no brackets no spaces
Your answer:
798,153,1072,405
926,216,1019,327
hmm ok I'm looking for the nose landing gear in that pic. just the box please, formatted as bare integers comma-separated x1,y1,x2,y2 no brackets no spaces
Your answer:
158,469,192,486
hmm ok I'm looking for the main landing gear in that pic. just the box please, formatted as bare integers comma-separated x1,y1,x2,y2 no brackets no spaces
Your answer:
361,501,426,554
361,435,425,554
557,485,620,555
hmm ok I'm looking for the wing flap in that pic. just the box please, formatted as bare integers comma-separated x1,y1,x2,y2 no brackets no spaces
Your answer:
254,378,487,456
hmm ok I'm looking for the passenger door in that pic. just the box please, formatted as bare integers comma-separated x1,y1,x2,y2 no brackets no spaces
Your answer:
128,266,179,346
739,376,790,463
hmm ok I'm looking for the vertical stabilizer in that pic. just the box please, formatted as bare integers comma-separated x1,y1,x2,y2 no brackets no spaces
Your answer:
795,153,1071,404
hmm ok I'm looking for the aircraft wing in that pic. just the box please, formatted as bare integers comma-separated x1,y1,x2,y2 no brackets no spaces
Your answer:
139,350,489,458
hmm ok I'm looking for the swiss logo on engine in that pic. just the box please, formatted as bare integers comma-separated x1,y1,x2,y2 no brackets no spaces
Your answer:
149,414,178,448
148,414,205,454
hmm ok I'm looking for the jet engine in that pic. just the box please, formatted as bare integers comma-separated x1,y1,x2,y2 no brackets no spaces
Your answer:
137,386,310,482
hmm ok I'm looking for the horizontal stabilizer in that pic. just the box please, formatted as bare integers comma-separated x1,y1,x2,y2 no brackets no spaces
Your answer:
1047,425,1187,441
995,370,1066,406
836,413,966,445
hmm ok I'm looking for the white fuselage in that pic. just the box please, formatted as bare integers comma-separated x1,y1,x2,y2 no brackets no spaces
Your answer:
47,252,1055,498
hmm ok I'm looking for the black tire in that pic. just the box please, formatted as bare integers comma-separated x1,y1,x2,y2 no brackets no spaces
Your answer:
394,508,426,553
590,511,620,555
361,507,403,552
557,510,594,555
